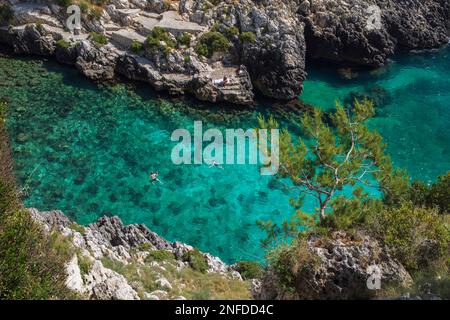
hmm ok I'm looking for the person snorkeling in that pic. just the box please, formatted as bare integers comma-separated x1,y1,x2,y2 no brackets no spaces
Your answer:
149,172,163,185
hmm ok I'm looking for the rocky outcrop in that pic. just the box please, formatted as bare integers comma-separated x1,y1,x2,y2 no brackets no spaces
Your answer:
300,0,450,66
237,0,307,99
254,231,412,300
30,208,240,300
180,0,307,99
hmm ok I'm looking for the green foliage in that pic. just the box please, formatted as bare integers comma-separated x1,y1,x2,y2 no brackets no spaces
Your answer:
177,33,192,47
145,250,175,262
0,3,13,25
258,99,389,231
78,1,90,13
234,261,263,280
266,239,320,293
56,39,71,49
87,7,103,21
195,43,209,57
257,207,318,248
146,36,160,50
427,172,450,214
136,242,153,251
239,31,256,44
367,201,449,271
0,208,76,299
327,187,383,232
77,252,92,276
224,26,239,38
129,40,144,53
69,222,85,234
384,170,450,214
182,249,208,273
89,32,108,45
146,27,176,53
57,0,73,6
195,31,230,57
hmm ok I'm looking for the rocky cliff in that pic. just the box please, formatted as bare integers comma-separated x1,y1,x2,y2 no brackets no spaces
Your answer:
30,208,417,300
0,0,448,105
254,231,413,300
30,208,250,300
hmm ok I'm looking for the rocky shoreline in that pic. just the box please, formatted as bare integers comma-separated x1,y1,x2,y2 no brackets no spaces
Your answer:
30,208,249,300
0,0,448,106
31,208,421,300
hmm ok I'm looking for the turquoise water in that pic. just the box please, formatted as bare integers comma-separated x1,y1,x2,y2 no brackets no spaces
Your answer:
1,47,449,263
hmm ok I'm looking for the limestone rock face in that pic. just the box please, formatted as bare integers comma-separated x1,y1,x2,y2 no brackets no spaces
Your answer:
300,0,450,66
255,232,412,300
1,0,449,104
85,260,140,300
29,208,236,300
75,41,121,82
7,24,56,56
237,0,307,99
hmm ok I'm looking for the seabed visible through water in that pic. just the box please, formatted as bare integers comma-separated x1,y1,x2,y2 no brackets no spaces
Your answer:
1,46,449,263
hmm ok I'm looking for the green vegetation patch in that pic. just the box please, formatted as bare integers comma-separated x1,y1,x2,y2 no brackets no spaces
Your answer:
89,32,108,46
56,39,71,49
195,31,230,58
234,261,263,280
146,27,176,51
145,249,175,262
239,31,257,44
182,249,209,273
129,40,144,53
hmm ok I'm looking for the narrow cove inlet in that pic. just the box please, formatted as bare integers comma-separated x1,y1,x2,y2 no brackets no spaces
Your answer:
1,46,449,264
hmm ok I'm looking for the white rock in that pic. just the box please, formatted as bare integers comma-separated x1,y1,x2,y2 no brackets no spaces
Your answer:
65,255,84,293
156,276,172,290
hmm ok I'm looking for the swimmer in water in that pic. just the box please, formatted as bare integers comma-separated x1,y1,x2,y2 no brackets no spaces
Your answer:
149,172,163,184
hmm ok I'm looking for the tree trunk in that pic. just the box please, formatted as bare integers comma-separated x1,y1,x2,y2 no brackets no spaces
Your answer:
319,206,326,222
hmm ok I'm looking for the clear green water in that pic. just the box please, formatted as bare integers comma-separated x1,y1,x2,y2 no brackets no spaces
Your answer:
1,47,449,263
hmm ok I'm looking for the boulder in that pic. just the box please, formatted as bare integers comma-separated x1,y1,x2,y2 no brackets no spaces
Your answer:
256,231,413,300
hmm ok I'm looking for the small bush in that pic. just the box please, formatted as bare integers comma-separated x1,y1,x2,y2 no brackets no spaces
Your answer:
87,7,103,21
428,172,450,214
367,201,449,271
56,39,71,49
177,33,192,47
239,31,257,44
267,239,320,293
195,43,209,58
78,1,90,13
224,26,239,38
182,249,209,273
89,32,108,46
145,250,174,262
146,27,175,52
234,261,263,280
129,40,144,53
195,31,230,58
